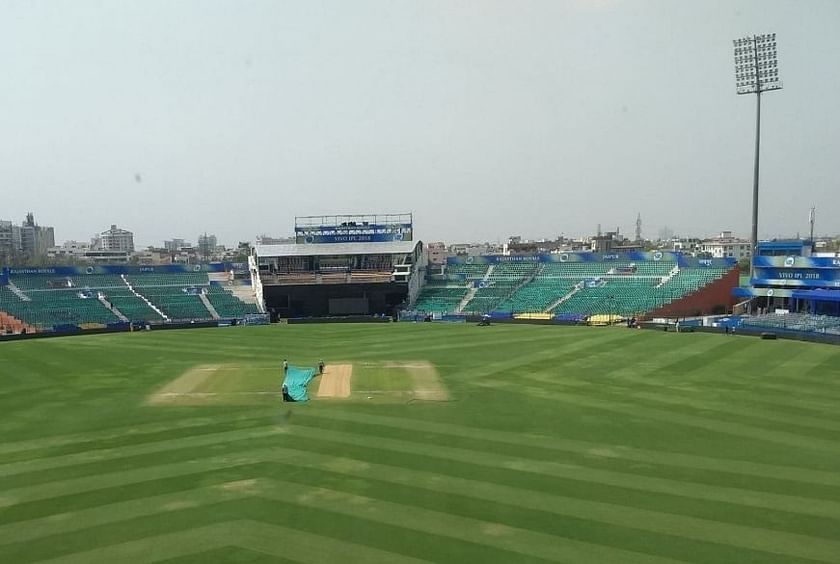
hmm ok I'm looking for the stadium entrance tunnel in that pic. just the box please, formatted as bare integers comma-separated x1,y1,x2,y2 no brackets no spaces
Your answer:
264,283,407,319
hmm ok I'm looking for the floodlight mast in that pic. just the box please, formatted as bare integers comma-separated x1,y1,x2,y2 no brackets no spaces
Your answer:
733,33,781,282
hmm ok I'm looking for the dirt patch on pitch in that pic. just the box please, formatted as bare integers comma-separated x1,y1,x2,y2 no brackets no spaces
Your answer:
385,361,450,401
146,364,221,405
317,364,352,398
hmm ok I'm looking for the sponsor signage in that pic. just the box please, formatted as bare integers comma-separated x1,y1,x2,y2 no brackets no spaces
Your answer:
446,252,733,268
753,267,840,287
299,233,406,244
753,256,840,268
2,263,235,277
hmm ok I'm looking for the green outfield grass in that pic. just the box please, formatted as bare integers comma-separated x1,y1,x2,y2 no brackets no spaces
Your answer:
2,324,840,563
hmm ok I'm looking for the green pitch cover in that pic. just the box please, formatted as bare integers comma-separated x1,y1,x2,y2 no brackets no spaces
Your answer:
283,366,316,401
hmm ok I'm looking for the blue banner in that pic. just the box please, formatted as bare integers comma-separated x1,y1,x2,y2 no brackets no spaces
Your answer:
3,263,235,277
446,252,733,268
298,233,407,244
295,220,413,244
732,287,795,298
753,256,840,268
754,268,840,283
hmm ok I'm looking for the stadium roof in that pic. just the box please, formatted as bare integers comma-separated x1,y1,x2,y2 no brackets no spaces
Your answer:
255,240,419,258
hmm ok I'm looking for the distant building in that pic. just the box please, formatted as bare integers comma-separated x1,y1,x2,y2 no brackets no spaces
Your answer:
701,231,751,260
99,224,135,253
1,213,54,261
590,231,626,253
256,235,295,245
47,240,91,261
20,213,55,258
163,238,190,252
84,249,131,264
504,236,591,256
449,242,501,257
197,233,218,259
426,242,448,265
134,248,173,265
0,220,22,262
666,237,703,255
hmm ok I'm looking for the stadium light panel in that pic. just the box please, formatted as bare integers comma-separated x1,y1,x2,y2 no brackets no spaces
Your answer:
733,33,782,94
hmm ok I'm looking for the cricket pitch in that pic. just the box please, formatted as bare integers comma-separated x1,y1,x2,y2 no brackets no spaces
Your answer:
147,360,448,406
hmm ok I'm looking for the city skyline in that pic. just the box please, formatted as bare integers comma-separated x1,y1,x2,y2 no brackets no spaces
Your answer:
2,1,839,246
1,207,837,252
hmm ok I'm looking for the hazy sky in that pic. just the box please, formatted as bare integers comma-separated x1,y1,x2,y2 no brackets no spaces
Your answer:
1,0,838,247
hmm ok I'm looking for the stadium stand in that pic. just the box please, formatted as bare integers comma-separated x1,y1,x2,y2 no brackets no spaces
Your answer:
444,263,490,281
0,285,119,328
412,281,469,314
741,312,840,335
0,265,262,331
205,286,261,317
412,253,736,318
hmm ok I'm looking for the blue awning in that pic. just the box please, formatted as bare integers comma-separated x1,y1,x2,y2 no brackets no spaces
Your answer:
733,287,794,298
791,289,840,303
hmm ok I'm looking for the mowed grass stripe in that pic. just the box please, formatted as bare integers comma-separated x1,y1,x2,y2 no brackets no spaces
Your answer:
6,414,839,534
0,425,289,479
357,331,617,364
16,494,558,564
0,487,238,546
256,477,691,564
10,409,839,509
3,324,840,563
0,446,795,564
0,452,273,510
520,371,840,434
303,409,840,486
0,442,827,564
154,545,303,564
253,456,835,564
279,422,840,523
699,344,840,390
275,456,840,562
0,411,280,456
34,521,435,564
0,446,702,564
523,336,840,424
475,378,840,452
2,426,836,543
0,434,304,491
448,330,640,382
0,412,285,463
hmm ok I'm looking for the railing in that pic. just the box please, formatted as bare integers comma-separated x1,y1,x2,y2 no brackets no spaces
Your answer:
262,270,396,285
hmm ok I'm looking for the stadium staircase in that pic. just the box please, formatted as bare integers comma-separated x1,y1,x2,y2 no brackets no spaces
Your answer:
247,255,267,313
98,295,128,322
456,286,478,313
199,292,221,320
461,263,539,314
7,282,31,301
210,269,264,314
544,282,583,313
122,274,169,321
412,281,469,314
656,265,680,288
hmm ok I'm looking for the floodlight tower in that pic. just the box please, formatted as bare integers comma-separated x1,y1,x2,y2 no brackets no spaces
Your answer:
733,33,782,278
